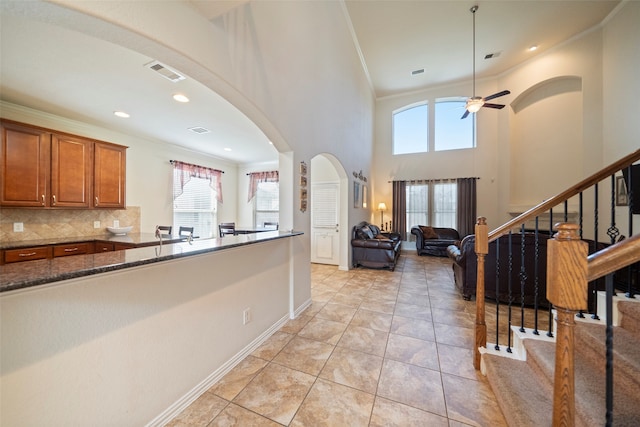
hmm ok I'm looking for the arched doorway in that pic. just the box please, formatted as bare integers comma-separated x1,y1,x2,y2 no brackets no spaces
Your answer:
310,153,349,270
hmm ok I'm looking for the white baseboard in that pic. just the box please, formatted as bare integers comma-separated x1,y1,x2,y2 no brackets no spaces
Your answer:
146,312,291,427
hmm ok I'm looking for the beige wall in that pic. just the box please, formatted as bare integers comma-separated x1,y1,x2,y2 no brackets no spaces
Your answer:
373,2,639,234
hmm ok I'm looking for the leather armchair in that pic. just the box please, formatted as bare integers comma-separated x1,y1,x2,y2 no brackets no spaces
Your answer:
351,222,401,271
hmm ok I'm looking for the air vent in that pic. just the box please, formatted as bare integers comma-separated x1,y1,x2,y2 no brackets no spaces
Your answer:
411,69,425,76
145,60,186,82
188,126,210,134
484,51,502,59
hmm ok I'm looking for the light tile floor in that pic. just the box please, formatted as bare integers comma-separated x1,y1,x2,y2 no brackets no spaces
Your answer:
167,253,509,426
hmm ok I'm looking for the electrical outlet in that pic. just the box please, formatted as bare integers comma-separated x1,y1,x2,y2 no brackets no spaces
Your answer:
113,220,119,227
243,308,251,325
94,221,101,229
13,222,24,232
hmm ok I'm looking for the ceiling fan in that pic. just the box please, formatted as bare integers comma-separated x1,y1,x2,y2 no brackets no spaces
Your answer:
461,5,510,119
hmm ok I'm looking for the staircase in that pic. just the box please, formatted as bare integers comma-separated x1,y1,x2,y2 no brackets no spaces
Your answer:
483,299,640,426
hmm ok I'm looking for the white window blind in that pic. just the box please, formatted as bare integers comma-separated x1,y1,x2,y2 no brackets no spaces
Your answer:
173,175,216,238
254,181,279,227
312,184,338,228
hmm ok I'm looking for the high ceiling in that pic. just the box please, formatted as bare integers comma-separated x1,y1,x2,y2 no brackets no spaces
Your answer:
0,1,620,164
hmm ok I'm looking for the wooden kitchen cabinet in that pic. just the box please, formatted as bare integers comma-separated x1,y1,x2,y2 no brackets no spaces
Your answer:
4,246,52,263
94,142,126,209
0,119,126,209
51,133,93,208
0,120,50,207
95,241,115,252
52,242,93,257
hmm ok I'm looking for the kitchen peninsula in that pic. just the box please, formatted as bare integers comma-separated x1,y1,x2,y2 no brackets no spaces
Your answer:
0,230,308,426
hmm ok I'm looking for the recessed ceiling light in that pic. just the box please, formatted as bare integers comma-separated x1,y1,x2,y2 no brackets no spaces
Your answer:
528,45,538,52
173,94,189,103
114,111,130,118
268,141,273,145
224,148,232,152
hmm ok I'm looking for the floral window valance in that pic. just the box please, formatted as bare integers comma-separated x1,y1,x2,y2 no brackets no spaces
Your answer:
171,160,224,203
248,171,279,202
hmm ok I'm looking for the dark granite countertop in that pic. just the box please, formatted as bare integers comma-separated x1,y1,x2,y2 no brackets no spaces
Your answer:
0,232,182,250
0,230,303,293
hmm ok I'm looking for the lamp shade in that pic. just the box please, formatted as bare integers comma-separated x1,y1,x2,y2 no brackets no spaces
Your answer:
377,202,387,211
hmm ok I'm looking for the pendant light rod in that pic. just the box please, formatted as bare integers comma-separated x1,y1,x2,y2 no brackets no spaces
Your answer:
471,5,478,98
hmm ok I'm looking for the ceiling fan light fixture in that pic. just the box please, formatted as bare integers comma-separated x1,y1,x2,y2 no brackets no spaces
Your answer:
466,97,484,113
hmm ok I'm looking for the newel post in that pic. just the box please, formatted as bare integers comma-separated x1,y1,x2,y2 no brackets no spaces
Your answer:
547,223,588,427
474,217,488,369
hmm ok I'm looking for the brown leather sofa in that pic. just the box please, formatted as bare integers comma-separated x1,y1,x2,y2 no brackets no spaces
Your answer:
411,225,460,257
446,232,551,306
352,222,401,271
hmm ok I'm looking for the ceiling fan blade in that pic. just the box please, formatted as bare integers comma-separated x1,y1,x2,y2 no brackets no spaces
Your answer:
461,110,470,119
483,103,505,109
484,90,511,101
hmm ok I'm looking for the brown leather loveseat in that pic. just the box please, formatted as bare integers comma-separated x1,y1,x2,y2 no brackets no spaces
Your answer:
351,222,402,271
411,225,460,257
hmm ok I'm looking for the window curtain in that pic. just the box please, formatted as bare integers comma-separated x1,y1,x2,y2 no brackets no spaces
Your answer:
247,171,279,202
456,177,477,237
172,160,223,203
392,180,406,239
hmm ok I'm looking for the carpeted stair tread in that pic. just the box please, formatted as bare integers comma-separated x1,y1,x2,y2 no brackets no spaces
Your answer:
618,300,640,337
574,321,640,398
520,338,640,426
483,354,552,427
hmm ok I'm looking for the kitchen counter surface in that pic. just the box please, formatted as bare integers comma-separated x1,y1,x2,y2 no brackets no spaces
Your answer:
0,232,181,250
0,230,303,293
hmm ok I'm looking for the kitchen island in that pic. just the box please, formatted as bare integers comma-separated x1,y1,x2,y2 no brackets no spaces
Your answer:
0,230,310,427
0,230,301,292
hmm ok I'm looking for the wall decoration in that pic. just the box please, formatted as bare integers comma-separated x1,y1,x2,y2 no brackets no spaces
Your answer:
300,176,307,187
616,175,628,206
362,185,368,209
300,188,308,212
300,161,307,175
354,181,360,208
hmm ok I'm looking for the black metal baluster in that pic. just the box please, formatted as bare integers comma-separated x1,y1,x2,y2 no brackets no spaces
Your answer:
519,225,526,333
577,192,587,318
547,209,554,338
533,217,540,335
507,232,513,353
605,273,614,426
564,199,568,222
494,237,501,351
626,166,635,299
593,183,600,320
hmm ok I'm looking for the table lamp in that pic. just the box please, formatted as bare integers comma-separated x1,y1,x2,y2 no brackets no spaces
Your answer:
377,202,387,229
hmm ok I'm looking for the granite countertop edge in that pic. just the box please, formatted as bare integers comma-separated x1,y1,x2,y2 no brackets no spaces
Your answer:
0,231,303,293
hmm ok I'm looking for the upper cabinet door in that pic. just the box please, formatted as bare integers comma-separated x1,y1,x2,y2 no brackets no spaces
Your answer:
0,120,51,207
94,142,126,209
51,134,93,208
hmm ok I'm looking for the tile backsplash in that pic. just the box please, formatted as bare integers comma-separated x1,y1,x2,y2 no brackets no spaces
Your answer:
0,207,140,242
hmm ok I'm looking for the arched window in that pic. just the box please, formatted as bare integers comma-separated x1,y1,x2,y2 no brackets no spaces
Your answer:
392,102,428,155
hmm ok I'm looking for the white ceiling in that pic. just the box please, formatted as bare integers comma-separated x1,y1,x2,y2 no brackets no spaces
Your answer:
0,1,620,164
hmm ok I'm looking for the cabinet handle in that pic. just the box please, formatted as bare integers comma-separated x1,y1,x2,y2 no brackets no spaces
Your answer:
64,247,79,252
95,196,99,206
41,195,45,206
52,195,56,205
19,252,37,257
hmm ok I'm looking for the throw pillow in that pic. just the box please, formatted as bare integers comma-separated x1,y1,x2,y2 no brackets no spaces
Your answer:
373,235,389,240
362,226,374,239
419,226,439,239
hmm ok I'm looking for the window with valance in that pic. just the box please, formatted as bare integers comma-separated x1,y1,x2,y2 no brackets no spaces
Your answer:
172,160,223,203
247,171,279,202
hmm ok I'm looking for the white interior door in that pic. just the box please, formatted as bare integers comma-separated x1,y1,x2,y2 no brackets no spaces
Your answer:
311,182,340,265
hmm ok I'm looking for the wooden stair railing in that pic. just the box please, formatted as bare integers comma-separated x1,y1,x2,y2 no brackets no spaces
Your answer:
473,148,640,369
547,227,640,426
